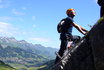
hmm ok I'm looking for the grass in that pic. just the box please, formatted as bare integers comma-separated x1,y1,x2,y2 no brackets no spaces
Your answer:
97,16,104,24
0,63,16,70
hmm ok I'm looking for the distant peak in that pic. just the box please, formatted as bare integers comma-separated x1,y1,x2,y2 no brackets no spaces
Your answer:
9,37,16,39
19,40,27,43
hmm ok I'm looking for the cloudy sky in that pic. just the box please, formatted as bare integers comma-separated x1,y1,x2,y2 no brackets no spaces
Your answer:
0,0,100,48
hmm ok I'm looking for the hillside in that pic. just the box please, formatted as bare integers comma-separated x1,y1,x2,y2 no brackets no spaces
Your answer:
0,60,16,70
0,44,48,70
38,60,55,70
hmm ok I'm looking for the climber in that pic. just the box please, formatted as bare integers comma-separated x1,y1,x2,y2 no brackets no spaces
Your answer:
55,8,88,64
98,0,104,17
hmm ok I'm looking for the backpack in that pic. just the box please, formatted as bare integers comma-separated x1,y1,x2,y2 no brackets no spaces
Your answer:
57,18,66,33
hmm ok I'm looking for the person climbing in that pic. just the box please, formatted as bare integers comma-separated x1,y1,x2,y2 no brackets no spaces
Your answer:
55,8,88,64
98,0,104,17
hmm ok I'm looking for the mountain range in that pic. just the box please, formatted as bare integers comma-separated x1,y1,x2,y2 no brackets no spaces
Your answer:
0,36,58,70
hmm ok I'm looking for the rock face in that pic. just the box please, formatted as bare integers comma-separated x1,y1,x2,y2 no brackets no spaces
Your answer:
89,17,104,70
51,17,104,70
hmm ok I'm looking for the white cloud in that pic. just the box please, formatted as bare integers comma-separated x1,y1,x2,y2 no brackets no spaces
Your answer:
0,22,12,30
33,24,36,28
0,5,4,8
0,16,13,21
0,0,10,8
0,16,25,21
0,4,8,8
0,22,38,43
0,22,37,38
0,22,18,36
29,37,51,42
22,7,27,10
12,9,25,16
32,16,36,20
